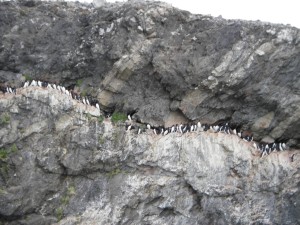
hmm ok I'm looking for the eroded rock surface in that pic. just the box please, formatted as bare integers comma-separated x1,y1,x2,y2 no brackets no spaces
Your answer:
0,0,299,147
0,1,300,224
0,86,299,225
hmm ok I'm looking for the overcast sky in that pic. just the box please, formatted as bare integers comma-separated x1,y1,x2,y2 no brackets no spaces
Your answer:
72,0,300,28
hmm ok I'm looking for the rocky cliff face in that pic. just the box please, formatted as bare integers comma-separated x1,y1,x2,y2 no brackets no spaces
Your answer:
0,1,300,224
0,87,299,225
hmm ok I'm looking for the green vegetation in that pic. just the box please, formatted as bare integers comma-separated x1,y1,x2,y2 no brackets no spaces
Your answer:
0,144,18,161
76,79,83,87
61,195,70,205
108,168,122,178
0,149,8,160
20,10,27,17
10,144,18,153
80,89,87,97
0,113,10,125
111,112,127,124
67,186,76,196
0,163,9,176
86,113,92,121
98,135,105,145
98,115,104,123
61,185,76,206
23,74,32,81
56,207,64,221
0,188,7,195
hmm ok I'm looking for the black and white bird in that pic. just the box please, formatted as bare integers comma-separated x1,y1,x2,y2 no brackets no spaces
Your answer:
42,81,48,88
171,126,175,133
163,129,168,135
128,114,132,121
85,97,90,105
96,103,100,111
30,80,37,86
126,124,132,131
23,81,29,88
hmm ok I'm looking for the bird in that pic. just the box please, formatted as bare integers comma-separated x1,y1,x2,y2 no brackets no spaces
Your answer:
96,103,100,111
126,124,132,131
42,81,48,88
253,142,258,149
279,143,284,151
163,129,168,135
282,143,287,149
237,131,242,138
30,80,37,86
171,126,175,133
147,124,151,129
128,114,132,121
85,97,90,105
178,124,183,133
23,81,29,88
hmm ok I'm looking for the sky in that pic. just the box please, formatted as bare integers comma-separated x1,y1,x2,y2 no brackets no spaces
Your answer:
69,0,300,28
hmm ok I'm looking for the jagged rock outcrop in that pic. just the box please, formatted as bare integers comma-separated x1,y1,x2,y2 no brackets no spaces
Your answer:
0,0,300,147
0,87,299,225
0,1,300,224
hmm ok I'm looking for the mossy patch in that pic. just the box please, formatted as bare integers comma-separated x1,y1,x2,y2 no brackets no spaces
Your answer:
76,79,83,87
10,144,18,153
61,195,70,205
0,149,9,160
0,188,7,195
111,112,127,124
23,74,32,81
67,186,76,196
98,134,105,145
86,113,92,121
0,144,18,161
80,89,87,97
61,185,76,206
108,168,122,178
56,207,64,221
0,113,10,125
98,115,104,123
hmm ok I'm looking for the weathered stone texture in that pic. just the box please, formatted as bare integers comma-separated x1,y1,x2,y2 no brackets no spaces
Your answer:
0,1,300,224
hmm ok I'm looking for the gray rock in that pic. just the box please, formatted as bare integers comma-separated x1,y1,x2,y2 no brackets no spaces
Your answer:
0,84,299,225
0,0,299,147
0,1,299,224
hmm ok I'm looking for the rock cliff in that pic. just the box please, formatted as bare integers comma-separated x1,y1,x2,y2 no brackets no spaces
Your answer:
0,1,300,225
0,86,299,225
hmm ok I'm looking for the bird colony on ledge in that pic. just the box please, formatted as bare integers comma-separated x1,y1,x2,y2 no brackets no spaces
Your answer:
1,81,289,158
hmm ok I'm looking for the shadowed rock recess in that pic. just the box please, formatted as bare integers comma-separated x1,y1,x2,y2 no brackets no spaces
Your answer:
0,1,300,225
